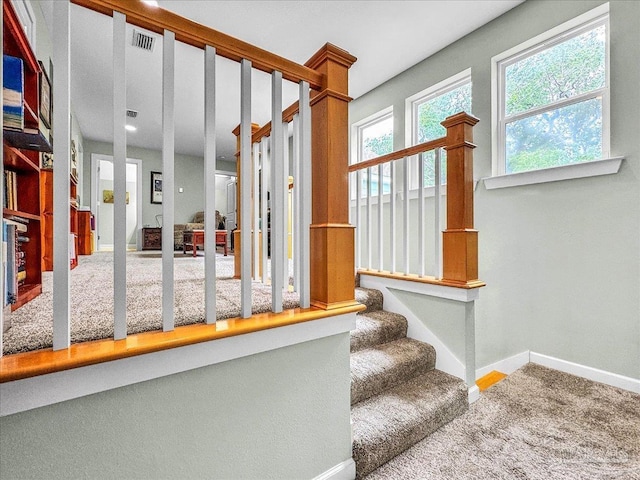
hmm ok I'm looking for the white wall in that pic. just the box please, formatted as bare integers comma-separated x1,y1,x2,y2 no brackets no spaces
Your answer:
350,0,640,380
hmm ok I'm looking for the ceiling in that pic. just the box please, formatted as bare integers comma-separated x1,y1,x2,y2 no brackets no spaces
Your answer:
39,0,523,163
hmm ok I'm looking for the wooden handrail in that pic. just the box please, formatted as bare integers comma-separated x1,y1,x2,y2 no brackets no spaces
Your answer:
71,0,324,89
252,99,301,144
348,137,447,173
0,304,365,383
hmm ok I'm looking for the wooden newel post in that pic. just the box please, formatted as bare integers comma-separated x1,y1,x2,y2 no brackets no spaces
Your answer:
232,123,260,279
441,112,480,285
305,44,358,309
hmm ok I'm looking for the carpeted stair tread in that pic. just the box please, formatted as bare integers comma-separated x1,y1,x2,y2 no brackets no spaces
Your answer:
352,369,468,479
355,287,384,313
351,338,436,405
350,310,408,353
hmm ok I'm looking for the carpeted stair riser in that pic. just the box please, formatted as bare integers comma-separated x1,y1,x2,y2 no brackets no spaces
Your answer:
355,287,384,313
352,369,468,479
350,310,408,353
351,338,436,405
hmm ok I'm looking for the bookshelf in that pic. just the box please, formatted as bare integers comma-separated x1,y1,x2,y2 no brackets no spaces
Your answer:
2,0,51,309
41,170,79,271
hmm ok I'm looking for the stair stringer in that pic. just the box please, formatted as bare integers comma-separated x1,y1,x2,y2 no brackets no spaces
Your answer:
358,274,468,385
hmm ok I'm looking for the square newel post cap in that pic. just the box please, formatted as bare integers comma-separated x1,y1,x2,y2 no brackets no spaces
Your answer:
441,112,480,149
440,112,480,129
305,43,357,92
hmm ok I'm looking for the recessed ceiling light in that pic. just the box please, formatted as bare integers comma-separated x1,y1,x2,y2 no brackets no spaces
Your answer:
142,1,159,7
125,124,137,132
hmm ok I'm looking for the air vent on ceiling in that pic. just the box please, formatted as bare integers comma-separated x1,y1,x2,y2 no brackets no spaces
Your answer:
126,109,138,118
132,29,155,52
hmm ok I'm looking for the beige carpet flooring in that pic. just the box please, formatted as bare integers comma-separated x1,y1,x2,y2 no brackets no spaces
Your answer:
3,251,300,355
366,363,640,479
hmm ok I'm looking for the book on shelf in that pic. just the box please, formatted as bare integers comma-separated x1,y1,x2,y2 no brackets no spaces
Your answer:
2,219,33,304
3,127,53,152
3,170,18,211
3,221,18,305
2,55,24,131
69,233,76,265
5,215,28,225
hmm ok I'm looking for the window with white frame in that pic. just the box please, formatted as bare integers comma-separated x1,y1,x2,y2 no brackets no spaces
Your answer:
494,5,609,175
406,70,472,187
352,107,393,196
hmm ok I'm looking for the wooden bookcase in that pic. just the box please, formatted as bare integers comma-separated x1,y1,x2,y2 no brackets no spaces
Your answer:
77,210,93,255
40,170,79,270
2,0,49,309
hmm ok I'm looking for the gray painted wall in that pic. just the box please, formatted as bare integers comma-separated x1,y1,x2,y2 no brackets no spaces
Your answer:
0,333,353,479
350,0,639,379
83,140,236,226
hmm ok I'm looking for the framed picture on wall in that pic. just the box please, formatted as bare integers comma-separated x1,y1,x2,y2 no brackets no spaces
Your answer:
38,60,51,129
151,171,162,204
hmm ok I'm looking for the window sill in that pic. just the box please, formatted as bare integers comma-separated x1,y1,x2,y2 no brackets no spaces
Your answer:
483,157,624,190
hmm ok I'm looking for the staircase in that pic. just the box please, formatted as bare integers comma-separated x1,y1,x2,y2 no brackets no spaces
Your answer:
352,283,469,479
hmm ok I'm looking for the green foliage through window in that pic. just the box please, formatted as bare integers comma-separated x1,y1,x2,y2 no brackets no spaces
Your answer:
501,21,607,173
359,114,393,196
416,81,471,186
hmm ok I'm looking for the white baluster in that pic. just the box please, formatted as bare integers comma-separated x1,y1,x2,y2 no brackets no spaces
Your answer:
52,0,71,350
355,170,362,270
162,29,175,331
292,114,300,291
271,71,284,313
113,11,127,338
378,164,384,271
260,136,269,284
366,167,372,269
282,121,289,286
390,160,396,273
434,148,442,279
298,81,311,308
253,141,260,281
403,156,410,274
418,153,425,277
240,59,252,318
204,45,217,323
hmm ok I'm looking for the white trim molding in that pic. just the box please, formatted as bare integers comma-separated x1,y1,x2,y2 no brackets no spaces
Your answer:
313,459,356,480
483,157,623,190
530,352,640,394
476,350,530,379
360,273,480,303
0,313,357,416
475,351,639,395
468,385,480,404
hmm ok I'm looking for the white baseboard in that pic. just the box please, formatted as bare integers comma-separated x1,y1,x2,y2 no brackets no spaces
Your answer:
468,385,480,404
313,459,356,480
476,351,530,379
530,352,640,394
476,351,639,394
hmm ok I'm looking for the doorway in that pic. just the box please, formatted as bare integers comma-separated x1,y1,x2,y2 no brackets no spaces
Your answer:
90,154,142,251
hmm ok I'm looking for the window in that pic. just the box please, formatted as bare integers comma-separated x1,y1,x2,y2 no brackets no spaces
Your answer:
494,5,609,175
406,70,472,187
352,107,393,196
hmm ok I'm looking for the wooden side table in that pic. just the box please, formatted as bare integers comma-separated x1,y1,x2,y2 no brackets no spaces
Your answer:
142,227,162,250
183,230,228,256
